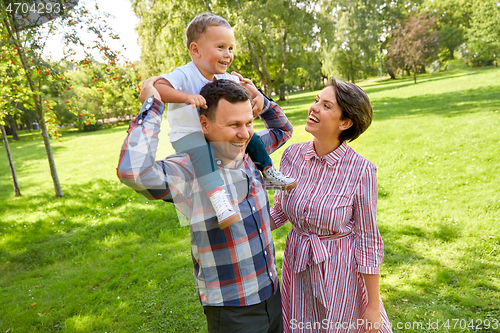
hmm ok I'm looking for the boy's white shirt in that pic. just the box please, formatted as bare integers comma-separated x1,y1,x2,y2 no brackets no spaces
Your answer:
161,61,239,142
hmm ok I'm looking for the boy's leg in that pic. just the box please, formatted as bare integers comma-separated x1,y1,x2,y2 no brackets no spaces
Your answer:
246,133,272,171
246,133,297,191
173,132,240,228
172,131,223,193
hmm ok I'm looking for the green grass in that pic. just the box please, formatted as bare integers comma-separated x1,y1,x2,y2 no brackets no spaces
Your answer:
1,60,500,332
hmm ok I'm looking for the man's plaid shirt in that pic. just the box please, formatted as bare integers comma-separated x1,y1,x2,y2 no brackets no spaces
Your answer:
117,96,293,307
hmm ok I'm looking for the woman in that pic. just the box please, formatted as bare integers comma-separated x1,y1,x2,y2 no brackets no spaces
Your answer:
271,79,392,333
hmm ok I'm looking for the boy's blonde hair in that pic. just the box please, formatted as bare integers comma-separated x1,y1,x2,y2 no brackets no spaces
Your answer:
185,13,231,49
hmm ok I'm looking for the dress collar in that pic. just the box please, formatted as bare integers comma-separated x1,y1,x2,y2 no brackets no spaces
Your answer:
304,141,349,167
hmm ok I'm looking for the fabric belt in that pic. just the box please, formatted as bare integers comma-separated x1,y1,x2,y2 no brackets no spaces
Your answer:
290,226,352,308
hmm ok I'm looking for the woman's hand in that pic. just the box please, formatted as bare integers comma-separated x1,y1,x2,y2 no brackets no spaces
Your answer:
362,305,381,333
139,76,162,103
231,71,264,117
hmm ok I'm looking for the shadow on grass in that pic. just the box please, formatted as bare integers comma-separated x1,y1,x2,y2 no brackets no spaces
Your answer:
361,70,480,95
0,137,67,168
277,85,500,127
379,222,500,324
0,179,206,332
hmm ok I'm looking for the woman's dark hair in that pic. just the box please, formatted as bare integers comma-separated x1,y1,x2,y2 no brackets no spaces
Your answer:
329,78,373,142
199,79,250,121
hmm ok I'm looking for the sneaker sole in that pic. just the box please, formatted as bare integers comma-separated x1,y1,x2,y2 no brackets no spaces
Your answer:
282,180,298,191
264,180,298,191
218,213,241,229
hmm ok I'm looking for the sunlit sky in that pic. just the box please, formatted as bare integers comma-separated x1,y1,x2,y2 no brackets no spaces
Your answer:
43,0,141,63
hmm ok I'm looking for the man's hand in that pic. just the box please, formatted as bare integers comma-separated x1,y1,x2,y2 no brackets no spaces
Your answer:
231,71,264,117
184,94,208,109
139,76,162,103
362,305,381,333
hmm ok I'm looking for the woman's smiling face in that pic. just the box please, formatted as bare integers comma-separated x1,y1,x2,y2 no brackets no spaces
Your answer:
305,86,351,142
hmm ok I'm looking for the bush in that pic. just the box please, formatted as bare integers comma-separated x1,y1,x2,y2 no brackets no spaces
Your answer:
429,60,441,73
81,121,103,132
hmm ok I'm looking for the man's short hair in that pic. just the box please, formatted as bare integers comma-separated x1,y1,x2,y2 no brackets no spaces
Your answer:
199,79,250,121
185,13,231,49
329,78,373,142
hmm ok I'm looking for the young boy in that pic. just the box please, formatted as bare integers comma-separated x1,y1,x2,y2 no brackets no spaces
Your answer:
154,13,297,229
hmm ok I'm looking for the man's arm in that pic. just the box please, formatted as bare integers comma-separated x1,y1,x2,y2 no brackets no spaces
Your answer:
231,73,292,153
255,97,293,155
118,80,192,201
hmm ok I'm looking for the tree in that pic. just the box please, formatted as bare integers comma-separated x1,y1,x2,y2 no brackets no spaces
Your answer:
321,0,379,83
421,0,472,59
231,0,318,95
466,0,500,66
385,14,439,83
1,0,125,197
67,60,142,124
131,0,319,95
0,122,21,196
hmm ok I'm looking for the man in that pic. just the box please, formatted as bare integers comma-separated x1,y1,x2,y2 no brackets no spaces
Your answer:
117,77,292,333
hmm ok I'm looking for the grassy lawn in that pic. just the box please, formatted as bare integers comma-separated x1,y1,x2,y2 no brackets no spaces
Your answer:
1,60,499,332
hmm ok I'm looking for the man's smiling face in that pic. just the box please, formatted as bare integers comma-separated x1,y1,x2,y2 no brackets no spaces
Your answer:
200,98,254,165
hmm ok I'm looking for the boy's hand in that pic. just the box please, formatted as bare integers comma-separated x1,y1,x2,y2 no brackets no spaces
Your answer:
139,76,162,103
251,94,264,118
231,71,264,117
184,94,208,109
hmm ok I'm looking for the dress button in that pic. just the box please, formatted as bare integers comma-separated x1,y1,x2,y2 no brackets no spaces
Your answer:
147,97,153,103
259,228,263,233
145,104,151,109
264,250,267,255
138,119,142,125
216,160,222,165
252,207,256,212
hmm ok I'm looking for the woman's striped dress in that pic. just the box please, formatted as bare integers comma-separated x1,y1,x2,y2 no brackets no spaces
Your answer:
271,141,392,333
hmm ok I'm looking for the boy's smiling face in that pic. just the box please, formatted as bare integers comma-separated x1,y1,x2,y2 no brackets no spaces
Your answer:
190,25,235,80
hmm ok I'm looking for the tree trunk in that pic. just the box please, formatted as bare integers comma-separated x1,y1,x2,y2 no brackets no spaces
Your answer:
413,64,417,84
279,88,285,101
5,114,19,140
5,16,63,197
448,47,455,59
387,69,396,79
1,124,21,196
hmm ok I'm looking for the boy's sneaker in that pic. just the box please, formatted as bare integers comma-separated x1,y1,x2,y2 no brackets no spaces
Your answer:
209,189,241,229
262,166,298,190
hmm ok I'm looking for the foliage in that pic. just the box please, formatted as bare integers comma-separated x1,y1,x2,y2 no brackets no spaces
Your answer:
321,0,379,83
231,0,318,94
421,0,472,59
465,0,500,66
385,13,439,83
68,60,142,125
1,63,500,332
131,0,319,95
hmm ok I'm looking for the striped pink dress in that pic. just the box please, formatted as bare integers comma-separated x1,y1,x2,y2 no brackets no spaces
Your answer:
271,141,392,333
